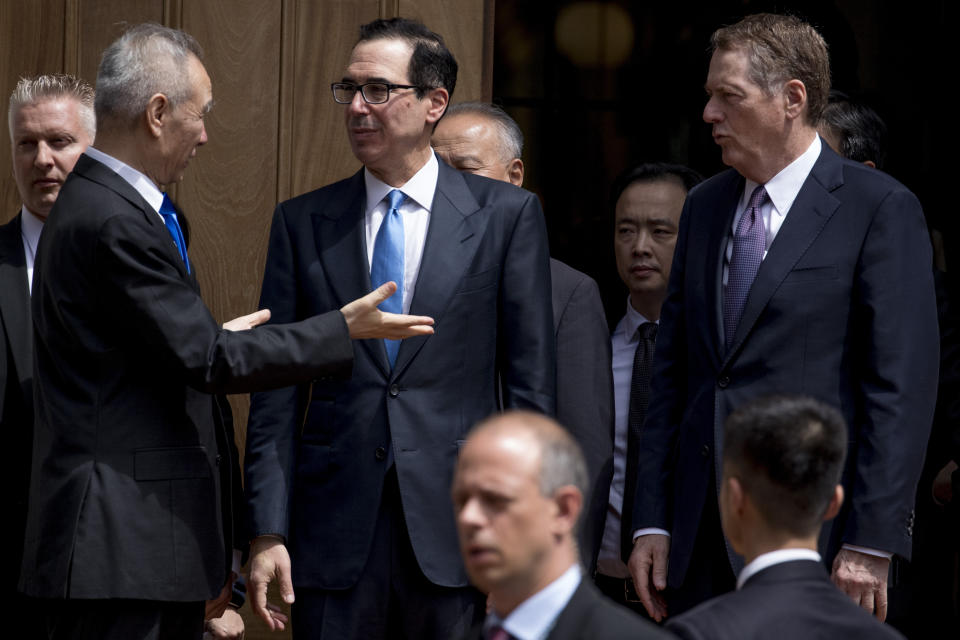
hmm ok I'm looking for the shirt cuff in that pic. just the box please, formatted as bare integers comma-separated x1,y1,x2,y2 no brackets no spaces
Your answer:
841,543,893,560
632,528,671,543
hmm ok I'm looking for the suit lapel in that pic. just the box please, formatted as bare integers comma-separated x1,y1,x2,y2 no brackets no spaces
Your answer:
391,162,485,377
723,149,843,363
73,155,193,280
0,214,32,401
312,171,389,374
706,171,743,359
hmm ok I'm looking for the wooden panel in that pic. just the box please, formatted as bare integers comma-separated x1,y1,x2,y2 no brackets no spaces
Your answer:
287,0,381,196
0,0,67,222
399,0,488,103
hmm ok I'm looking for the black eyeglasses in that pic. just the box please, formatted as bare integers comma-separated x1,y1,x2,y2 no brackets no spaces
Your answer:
331,82,426,104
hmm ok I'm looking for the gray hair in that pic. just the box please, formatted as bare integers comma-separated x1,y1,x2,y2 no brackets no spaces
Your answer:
446,102,524,162
8,74,95,140
95,23,203,127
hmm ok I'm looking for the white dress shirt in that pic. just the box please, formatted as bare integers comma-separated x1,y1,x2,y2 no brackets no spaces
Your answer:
722,135,820,286
84,146,165,220
363,152,437,314
20,206,44,294
736,548,821,589
484,565,581,640
598,299,661,577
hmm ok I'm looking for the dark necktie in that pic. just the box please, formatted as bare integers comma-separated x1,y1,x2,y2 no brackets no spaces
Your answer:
370,189,406,367
159,193,191,273
621,321,658,559
723,185,767,347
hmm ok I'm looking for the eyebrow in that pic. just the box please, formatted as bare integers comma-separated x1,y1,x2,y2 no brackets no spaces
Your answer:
341,76,392,84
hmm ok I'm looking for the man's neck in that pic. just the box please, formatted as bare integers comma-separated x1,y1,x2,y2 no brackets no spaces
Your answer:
366,144,433,187
740,534,818,565
745,126,818,184
492,554,578,617
93,133,159,188
629,293,662,323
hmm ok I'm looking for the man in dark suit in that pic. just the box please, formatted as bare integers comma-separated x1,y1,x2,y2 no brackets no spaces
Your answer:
667,395,905,640
3,73,94,639
433,101,612,575
244,18,555,640
594,164,700,614
453,411,672,640
628,13,938,623
21,24,432,640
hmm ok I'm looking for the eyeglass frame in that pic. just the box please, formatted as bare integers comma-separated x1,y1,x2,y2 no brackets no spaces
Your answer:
331,81,431,105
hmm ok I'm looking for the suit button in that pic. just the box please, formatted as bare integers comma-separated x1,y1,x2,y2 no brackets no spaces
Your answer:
215,454,222,466
718,376,730,388
375,446,387,461
700,444,710,458
389,384,400,398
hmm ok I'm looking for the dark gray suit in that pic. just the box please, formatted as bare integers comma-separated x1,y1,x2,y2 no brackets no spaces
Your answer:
1,214,33,598
550,258,613,574
667,560,905,639
21,153,355,604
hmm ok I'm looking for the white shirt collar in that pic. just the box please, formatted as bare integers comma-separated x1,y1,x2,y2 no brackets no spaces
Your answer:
487,565,582,640
20,205,44,252
84,146,165,217
740,135,821,218
363,151,438,214
621,296,658,344
737,548,821,589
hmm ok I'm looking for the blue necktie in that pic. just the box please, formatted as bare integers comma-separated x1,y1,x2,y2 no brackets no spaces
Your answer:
159,193,191,273
370,189,406,367
723,185,768,347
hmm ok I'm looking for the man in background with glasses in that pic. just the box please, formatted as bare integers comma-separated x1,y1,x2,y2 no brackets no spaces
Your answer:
244,17,555,640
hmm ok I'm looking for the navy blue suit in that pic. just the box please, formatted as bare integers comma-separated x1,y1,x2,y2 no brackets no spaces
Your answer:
244,160,555,592
632,143,938,598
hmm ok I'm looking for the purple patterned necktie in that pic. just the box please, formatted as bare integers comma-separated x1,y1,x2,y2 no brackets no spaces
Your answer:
723,185,768,347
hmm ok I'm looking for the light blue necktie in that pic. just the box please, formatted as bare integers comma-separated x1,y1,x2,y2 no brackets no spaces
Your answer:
159,193,191,273
370,189,406,367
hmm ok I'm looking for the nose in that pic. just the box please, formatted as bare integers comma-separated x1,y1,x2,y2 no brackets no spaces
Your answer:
633,229,654,257
34,141,54,168
456,497,485,529
198,121,208,146
348,88,370,115
703,96,720,124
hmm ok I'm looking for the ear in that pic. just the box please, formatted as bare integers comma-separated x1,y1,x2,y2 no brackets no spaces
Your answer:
424,87,450,125
551,485,583,536
863,160,877,169
145,93,170,139
823,484,844,521
720,475,745,549
507,158,524,187
782,79,807,121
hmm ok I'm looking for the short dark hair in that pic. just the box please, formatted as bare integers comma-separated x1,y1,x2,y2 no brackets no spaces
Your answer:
711,13,831,124
820,90,887,169
723,395,847,537
358,17,458,101
610,162,703,210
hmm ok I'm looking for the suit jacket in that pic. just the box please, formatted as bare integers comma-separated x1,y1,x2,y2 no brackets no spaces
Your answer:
0,214,33,595
550,258,613,574
464,577,674,640
666,560,905,639
244,160,556,589
20,154,355,601
633,142,939,587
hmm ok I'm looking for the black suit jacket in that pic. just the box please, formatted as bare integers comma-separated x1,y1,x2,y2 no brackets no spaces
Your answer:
550,258,613,574
244,160,556,589
465,577,674,640
633,143,939,586
0,214,32,595
20,153,355,601
667,560,905,639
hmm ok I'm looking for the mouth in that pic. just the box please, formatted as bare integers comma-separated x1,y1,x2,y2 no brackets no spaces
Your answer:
32,177,61,189
465,545,500,565
631,264,658,277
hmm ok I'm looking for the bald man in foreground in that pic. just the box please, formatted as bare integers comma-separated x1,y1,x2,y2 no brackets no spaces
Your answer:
452,411,672,639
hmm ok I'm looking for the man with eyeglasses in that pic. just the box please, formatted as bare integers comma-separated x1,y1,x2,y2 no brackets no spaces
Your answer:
243,17,555,640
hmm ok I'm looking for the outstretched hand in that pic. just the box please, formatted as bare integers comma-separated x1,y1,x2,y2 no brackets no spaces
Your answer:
341,282,435,340
223,309,272,331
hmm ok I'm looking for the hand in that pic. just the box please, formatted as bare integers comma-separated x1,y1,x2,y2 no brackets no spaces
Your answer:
932,460,958,505
340,282,434,340
205,572,236,620
248,536,294,631
203,607,244,639
831,548,890,621
627,534,670,621
223,309,271,331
